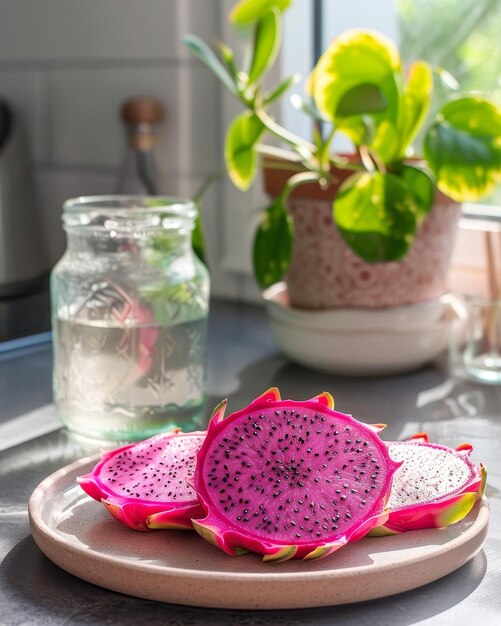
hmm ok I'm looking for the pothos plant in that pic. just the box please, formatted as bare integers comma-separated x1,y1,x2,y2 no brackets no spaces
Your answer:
183,0,501,289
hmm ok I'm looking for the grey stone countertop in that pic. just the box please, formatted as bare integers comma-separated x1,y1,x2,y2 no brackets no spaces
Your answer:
0,300,500,626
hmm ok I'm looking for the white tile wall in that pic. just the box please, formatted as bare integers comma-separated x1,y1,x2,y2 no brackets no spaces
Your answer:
0,0,180,62
49,66,179,169
177,67,222,176
36,168,116,266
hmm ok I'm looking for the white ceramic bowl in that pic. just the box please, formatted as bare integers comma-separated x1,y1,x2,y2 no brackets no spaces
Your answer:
264,283,448,332
263,283,453,376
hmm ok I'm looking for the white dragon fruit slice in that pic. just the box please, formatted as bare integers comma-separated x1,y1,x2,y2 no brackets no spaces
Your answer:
78,429,205,531
192,388,400,561
371,433,486,535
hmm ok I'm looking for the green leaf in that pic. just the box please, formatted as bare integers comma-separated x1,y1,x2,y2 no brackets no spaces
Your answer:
424,96,501,202
192,201,207,265
397,61,433,157
263,74,300,105
398,164,435,221
217,41,239,82
182,35,237,95
333,171,418,262
230,0,290,27
248,8,281,83
253,199,292,289
370,120,401,162
308,29,403,161
334,114,374,146
224,112,265,190
336,83,387,116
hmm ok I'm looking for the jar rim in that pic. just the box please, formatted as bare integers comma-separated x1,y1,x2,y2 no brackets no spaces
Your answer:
62,195,198,233
63,195,196,216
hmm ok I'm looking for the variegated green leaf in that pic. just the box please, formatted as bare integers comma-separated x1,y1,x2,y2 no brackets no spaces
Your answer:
253,198,292,288
229,0,290,27
336,83,387,116
398,164,435,221
248,8,281,83
192,201,207,265
333,171,418,262
398,61,433,157
182,35,237,95
225,112,265,190
308,29,403,162
263,74,300,105
424,96,501,201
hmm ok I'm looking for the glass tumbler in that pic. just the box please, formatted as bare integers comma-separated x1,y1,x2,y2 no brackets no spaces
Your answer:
463,296,501,384
51,196,210,444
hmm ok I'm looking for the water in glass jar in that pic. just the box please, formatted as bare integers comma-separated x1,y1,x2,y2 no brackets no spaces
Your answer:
54,315,207,444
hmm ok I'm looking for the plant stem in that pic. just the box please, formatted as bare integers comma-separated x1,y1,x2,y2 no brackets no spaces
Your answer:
279,171,323,205
192,170,225,203
258,141,363,175
328,156,364,171
320,125,336,159
255,144,303,163
369,149,387,174
254,107,317,155
358,146,375,172
261,159,306,174
321,126,362,171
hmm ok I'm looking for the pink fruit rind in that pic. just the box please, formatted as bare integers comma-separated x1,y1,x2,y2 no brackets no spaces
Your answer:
78,429,206,531
192,388,401,561
374,434,486,534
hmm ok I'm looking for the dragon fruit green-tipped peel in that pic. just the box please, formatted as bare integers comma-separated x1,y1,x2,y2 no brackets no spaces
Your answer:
192,388,401,561
371,433,486,535
78,429,205,531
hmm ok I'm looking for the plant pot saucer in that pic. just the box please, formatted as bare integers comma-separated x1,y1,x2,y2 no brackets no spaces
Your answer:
263,283,456,376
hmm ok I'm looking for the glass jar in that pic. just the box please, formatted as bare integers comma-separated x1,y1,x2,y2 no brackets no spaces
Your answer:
51,196,210,444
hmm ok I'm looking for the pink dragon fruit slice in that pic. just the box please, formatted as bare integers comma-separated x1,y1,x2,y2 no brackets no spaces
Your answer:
192,388,401,561
78,429,206,531
371,433,486,535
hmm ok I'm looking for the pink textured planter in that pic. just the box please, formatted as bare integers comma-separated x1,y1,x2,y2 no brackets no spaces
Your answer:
286,196,460,309
263,160,461,310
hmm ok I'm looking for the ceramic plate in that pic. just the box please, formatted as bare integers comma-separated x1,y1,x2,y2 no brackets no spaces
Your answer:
29,456,489,610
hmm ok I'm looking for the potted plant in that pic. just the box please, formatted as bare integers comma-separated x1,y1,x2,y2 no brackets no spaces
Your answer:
184,0,501,313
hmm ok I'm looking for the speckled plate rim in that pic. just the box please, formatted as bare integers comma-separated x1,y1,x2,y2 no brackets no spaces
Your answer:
28,455,490,609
